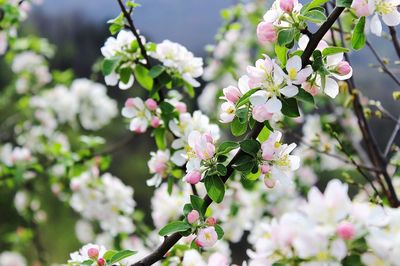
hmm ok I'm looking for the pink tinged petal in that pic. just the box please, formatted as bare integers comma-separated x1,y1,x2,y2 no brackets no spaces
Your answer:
370,14,382,36
382,10,400,26
286,55,302,72
257,21,277,44
220,112,235,123
223,85,241,103
265,96,282,113
118,74,134,90
326,53,344,67
252,104,273,122
280,85,299,97
324,77,339,98
351,0,371,16
294,66,313,84
250,91,268,106
121,107,136,118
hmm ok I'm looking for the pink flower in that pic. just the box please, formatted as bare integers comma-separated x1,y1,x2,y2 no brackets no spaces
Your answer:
150,117,161,128
256,21,277,45
351,0,371,17
175,102,187,113
280,0,297,13
264,177,276,188
261,164,270,174
87,248,99,259
336,221,356,240
187,210,200,224
189,131,216,160
145,98,158,111
185,171,201,184
220,102,236,123
196,227,218,247
252,104,273,122
336,61,352,76
223,85,241,103
97,258,105,266
302,81,320,96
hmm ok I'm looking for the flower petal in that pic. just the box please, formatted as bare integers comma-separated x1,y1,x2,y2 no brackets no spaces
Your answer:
286,55,302,72
370,14,382,36
324,77,339,98
265,96,282,113
280,85,299,97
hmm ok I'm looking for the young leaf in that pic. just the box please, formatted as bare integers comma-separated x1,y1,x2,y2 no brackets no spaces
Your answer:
133,64,154,90
336,0,353,7
275,45,288,66
351,17,366,51
204,176,225,203
322,46,350,56
281,97,300,117
236,88,260,108
190,195,206,215
216,164,227,176
153,128,166,150
277,28,295,47
295,89,315,105
232,154,256,172
159,221,191,236
109,250,137,264
300,0,329,14
217,141,239,155
231,117,248,137
300,10,327,23
149,65,165,78
102,57,120,76
240,139,261,156
258,126,270,143
214,224,224,239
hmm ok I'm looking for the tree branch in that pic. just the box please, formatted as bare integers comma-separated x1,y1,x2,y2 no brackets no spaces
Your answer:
131,6,347,266
389,26,400,59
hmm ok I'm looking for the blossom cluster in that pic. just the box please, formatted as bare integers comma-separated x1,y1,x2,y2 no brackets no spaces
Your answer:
70,169,136,236
30,78,118,130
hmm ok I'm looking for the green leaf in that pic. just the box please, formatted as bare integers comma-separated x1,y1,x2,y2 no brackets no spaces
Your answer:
159,221,191,236
154,128,166,150
246,168,261,181
190,195,206,215
281,98,300,117
236,88,260,108
217,141,239,155
296,89,315,105
300,0,329,14
82,260,94,265
277,28,295,47
133,64,154,90
351,17,366,51
102,57,120,76
231,117,247,137
109,250,137,264
160,102,175,115
204,176,225,203
109,23,123,35
167,175,174,195
275,45,288,66
232,154,256,172
240,139,261,156
258,126,270,142
149,65,165,78
216,164,227,176
103,250,118,261
322,46,350,56
336,0,353,7
342,254,363,266
236,108,248,124
214,224,224,239
119,67,132,84
300,10,327,23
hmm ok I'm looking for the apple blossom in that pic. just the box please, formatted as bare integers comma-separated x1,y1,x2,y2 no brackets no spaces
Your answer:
256,21,277,44
121,97,153,133
220,102,236,123
336,221,356,240
185,170,202,185
223,85,241,103
280,0,298,13
351,0,371,17
368,0,400,36
196,227,218,248
145,98,158,111
0,251,26,266
187,210,200,224
147,150,171,187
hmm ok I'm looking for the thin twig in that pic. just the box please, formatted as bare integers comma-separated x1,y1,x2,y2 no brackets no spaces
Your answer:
389,26,400,58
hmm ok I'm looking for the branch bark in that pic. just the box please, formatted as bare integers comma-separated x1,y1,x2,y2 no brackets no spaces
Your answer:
131,6,347,266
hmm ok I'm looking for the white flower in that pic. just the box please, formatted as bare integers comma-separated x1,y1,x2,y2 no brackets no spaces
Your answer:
0,251,26,266
147,150,171,187
151,40,203,87
122,97,152,133
68,243,107,265
368,0,400,36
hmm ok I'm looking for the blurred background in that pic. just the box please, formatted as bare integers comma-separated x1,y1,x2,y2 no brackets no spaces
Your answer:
1,0,399,263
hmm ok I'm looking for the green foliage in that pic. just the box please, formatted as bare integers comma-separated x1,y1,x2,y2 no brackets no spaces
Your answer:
322,46,350,56
300,10,327,23
351,17,366,50
159,221,191,236
281,98,300,117
108,250,137,264
190,195,206,215
336,0,353,7
214,224,224,239
204,175,225,203
133,64,154,90
217,141,239,155
102,57,120,76
231,116,248,136
277,28,295,47
239,139,261,156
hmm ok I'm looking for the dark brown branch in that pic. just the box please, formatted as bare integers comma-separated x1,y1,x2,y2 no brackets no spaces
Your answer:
131,6,347,266
389,26,400,59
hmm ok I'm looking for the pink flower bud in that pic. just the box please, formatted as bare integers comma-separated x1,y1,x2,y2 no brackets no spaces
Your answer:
351,0,371,17
280,0,297,13
206,217,217,226
223,86,241,103
336,61,351,76
185,171,201,185
187,210,200,224
261,164,270,174
97,258,105,266
87,248,99,259
252,104,273,123
264,177,275,188
256,21,277,44
195,239,203,247
145,98,158,111
204,133,214,143
125,98,136,108
175,102,187,113
336,221,356,240
151,117,161,128
302,81,320,96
